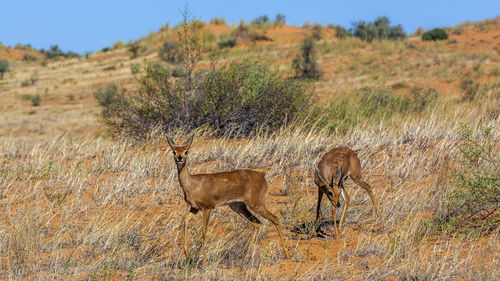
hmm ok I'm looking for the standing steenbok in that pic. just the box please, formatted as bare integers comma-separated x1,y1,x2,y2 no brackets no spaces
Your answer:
314,146,379,237
165,135,290,259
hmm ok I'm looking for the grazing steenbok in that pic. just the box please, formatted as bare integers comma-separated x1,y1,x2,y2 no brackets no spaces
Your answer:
314,146,378,237
165,135,290,259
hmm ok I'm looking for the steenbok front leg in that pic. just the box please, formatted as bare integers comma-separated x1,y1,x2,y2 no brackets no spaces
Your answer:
183,208,198,256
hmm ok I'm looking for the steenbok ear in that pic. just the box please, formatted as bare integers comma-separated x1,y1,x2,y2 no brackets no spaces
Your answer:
315,167,331,187
166,135,175,150
185,134,194,150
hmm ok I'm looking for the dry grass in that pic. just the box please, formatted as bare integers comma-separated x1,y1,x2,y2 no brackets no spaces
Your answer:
0,99,498,279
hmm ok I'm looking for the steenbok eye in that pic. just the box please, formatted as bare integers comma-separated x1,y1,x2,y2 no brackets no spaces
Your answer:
173,151,177,155
184,151,188,155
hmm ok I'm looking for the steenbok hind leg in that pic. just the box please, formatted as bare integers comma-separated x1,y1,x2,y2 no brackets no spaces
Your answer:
229,202,262,247
351,175,379,217
250,205,290,259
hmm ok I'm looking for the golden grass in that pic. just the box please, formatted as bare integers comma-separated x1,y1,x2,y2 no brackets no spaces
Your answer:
0,98,498,279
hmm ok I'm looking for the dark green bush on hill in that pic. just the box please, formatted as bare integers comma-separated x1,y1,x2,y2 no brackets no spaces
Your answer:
41,45,80,59
422,28,449,41
352,16,406,42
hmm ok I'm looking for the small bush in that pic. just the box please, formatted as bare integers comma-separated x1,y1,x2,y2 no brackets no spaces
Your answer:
422,28,449,41
333,25,350,39
230,21,272,42
22,54,37,61
275,13,286,26
310,24,322,40
0,59,9,79
41,45,80,59
218,39,236,49
31,94,41,106
292,37,322,80
159,41,182,64
21,80,30,87
432,127,499,234
95,61,311,138
251,15,270,25
127,42,140,59
210,18,226,25
171,67,185,78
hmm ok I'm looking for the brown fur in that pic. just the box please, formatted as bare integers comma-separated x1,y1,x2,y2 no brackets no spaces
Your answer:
314,146,378,237
165,135,290,259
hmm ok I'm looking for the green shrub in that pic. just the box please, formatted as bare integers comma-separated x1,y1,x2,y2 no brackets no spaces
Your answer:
127,42,140,59
230,21,272,42
311,24,322,40
422,28,449,41
0,59,9,80
274,13,286,26
210,18,226,25
21,80,30,87
31,94,41,106
22,54,37,61
292,37,322,80
171,66,185,78
352,16,406,42
251,15,270,25
95,61,311,138
159,41,182,64
333,25,350,39
432,127,499,234
218,39,236,49
41,45,80,59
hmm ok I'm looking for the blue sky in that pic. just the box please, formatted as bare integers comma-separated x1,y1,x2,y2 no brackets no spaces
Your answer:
1,0,499,54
